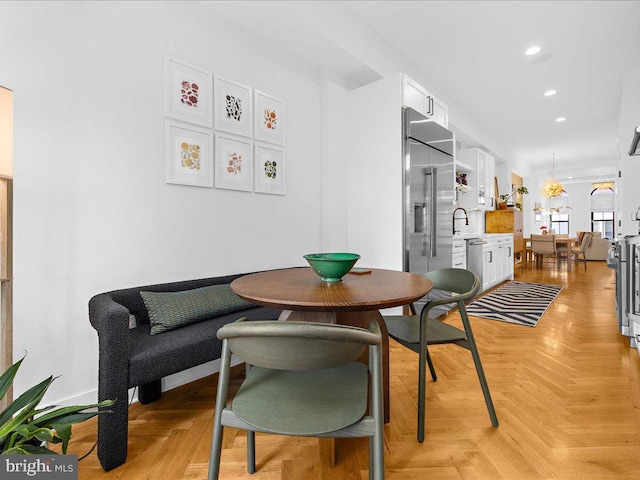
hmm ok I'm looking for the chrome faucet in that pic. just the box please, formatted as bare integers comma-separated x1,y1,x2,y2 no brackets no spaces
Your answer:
453,207,469,235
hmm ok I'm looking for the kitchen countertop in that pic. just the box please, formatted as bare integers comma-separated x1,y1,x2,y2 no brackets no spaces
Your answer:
453,233,513,240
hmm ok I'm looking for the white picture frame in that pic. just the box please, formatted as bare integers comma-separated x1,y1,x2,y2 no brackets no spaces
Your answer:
165,57,212,127
214,75,252,137
214,133,253,192
254,90,285,146
165,121,213,188
254,143,285,195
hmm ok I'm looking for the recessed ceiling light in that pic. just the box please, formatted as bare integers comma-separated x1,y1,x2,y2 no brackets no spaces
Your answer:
525,46,541,56
544,89,557,96
555,117,566,122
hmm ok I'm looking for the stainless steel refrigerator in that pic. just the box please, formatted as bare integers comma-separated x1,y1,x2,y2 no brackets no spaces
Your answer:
402,107,455,310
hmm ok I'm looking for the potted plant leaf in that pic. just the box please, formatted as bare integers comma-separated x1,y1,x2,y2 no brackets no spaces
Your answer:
0,356,114,454
500,186,529,210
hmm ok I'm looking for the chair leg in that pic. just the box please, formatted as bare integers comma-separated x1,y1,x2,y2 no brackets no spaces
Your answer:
369,437,373,480
468,337,499,427
417,349,426,442
426,348,437,381
208,344,232,480
372,430,385,480
247,431,256,474
459,304,499,428
367,343,385,480
208,423,224,480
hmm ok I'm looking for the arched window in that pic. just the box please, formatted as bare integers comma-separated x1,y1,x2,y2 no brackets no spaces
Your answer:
591,188,614,239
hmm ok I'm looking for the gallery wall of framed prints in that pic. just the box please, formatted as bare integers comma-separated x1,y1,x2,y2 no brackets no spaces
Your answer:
164,56,286,195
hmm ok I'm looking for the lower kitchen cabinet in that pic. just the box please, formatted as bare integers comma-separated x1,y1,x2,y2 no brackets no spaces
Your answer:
468,234,514,292
452,238,467,269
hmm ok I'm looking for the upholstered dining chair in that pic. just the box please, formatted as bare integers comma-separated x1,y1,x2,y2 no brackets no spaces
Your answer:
208,319,385,480
570,232,592,270
530,234,556,267
383,268,498,442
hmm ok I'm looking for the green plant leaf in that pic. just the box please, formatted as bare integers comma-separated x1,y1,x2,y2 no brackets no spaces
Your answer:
33,399,114,426
32,428,55,443
0,376,54,428
52,423,72,454
3,443,57,455
0,356,25,402
0,357,115,455
0,377,54,443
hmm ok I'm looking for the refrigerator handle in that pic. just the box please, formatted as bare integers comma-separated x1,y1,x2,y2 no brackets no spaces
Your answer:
430,166,437,257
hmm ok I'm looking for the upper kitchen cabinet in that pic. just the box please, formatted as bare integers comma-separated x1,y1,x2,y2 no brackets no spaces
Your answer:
402,75,448,128
457,147,496,211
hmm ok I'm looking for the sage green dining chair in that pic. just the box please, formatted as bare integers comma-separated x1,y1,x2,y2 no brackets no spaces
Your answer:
208,319,385,480
384,268,498,442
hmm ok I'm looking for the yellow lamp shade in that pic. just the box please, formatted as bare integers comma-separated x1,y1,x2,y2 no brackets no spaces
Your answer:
541,180,564,198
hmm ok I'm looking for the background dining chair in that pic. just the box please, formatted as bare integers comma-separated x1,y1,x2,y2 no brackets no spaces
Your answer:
383,268,498,442
530,234,556,267
208,319,385,480
570,232,592,270
553,233,570,265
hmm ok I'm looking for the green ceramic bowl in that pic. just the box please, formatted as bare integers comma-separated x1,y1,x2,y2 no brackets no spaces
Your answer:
303,253,361,283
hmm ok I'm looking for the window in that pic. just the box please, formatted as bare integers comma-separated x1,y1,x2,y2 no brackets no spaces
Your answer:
590,188,615,240
591,211,614,239
550,213,569,234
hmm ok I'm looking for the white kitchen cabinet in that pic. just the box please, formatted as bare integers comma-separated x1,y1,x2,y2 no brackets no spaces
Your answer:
452,238,467,269
457,148,496,211
402,74,448,128
477,234,514,291
403,75,428,116
496,237,513,280
483,247,498,289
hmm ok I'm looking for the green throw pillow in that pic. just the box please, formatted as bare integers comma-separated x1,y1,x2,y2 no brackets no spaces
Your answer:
141,284,255,335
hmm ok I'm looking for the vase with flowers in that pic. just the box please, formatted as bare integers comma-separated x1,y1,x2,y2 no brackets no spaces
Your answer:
540,226,548,235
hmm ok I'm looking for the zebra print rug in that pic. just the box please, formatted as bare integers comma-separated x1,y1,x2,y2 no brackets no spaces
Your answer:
466,281,563,327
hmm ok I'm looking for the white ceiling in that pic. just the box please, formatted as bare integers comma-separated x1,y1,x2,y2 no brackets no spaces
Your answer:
204,1,640,183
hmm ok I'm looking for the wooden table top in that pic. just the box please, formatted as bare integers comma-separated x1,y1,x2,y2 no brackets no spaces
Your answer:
231,267,433,312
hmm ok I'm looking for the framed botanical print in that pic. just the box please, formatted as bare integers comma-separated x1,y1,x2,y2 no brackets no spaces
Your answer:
214,76,252,137
254,90,284,146
254,143,285,195
214,133,253,192
165,57,212,127
165,121,213,187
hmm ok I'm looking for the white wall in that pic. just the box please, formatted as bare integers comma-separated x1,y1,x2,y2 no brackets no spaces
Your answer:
0,2,323,404
347,74,404,270
619,68,640,237
563,183,596,235
0,87,11,176
320,73,351,250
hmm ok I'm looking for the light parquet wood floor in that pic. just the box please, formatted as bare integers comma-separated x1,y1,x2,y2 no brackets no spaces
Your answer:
70,261,640,479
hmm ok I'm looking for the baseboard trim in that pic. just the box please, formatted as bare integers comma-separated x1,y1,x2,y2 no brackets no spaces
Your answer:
50,356,243,408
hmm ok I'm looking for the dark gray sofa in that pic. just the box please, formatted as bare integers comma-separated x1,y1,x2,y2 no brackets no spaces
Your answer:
88,272,282,471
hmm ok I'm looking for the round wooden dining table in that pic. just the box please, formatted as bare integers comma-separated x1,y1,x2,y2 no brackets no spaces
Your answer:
231,267,434,424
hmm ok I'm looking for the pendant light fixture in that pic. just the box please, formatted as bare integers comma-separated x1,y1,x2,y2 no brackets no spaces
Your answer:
592,180,615,190
541,152,564,198
592,169,615,190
